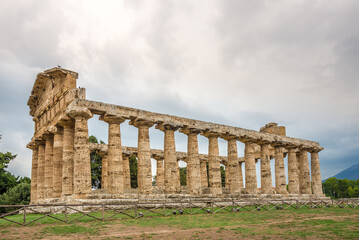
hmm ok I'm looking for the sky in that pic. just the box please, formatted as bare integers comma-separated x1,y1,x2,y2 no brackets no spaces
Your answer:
0,0,358,185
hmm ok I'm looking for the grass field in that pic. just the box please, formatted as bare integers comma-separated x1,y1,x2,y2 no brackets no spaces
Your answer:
0,207,358,239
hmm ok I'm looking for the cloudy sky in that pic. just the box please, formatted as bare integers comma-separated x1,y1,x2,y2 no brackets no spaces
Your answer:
0,0,358,185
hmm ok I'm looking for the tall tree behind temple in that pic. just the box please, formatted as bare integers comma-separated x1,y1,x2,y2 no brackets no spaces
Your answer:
89,135,104,189
129,155,138,188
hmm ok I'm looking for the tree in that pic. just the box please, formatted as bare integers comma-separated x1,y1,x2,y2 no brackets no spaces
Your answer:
179,167,187,186
0,152,19,194
89,135,104,189
129,155,138,188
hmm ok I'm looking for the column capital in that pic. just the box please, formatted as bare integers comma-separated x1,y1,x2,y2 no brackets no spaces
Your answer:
67,107,93,119
47,125,63,135
129,118,154,128
179,127,202,135
308,147,324,153
221,133,239,141
100,113,126,124
202,130,221,138
26,141,38,150
155,122,181,131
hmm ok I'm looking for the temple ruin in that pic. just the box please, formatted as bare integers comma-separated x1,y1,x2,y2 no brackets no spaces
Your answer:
27,67,325,203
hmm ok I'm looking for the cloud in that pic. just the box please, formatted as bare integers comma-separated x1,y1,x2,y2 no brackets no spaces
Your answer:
0,0,358,181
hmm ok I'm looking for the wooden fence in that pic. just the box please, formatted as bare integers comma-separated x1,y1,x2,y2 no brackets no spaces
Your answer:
0,199,358,226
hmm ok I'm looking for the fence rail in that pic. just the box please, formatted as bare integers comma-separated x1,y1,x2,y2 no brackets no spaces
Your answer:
0,199,358,226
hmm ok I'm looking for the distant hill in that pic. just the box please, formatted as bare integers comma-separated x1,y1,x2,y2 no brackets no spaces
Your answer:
327,164,359,180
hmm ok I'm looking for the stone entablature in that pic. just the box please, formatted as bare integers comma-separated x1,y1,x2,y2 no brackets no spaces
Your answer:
27,67,325,204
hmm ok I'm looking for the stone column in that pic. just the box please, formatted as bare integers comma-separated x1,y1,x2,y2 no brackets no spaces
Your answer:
156,158,165,187
310,150,323,195
28,143,38,203
244,141,257,194
181,128,201,195
60,120,75,197
52,127,63,198
260,143,272,194
238,161,243,188
287,147,299,194
275,146,287,194
299,149,311,194
100,151,108,190
37,143,45,201
101,114,125,195
123,154,131,189
226,138,241,194
200,159,208,188
156,124,181,194
133,120,154,194
207,133,222,195
43,134,54,199
225,164,229,188
68,108,93,198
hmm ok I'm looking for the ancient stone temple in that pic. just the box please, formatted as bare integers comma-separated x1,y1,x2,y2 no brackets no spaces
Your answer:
27,67,325,204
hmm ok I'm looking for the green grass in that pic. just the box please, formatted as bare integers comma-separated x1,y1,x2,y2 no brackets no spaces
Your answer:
0,206,358,239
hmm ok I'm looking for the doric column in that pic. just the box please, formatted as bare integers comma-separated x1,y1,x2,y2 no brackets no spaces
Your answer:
100,151,108,190
274,146,287,194
156,124,181,194
52,127,63,198
238,161,243,188
28,143,38,203
310,150,323,195
101,114,125,195
244,141,257,194
180,128,201,195
59,120,75,197
37,143,45,201
200,159,208,188
130,119,154,194
156,158,165,187
225,164,229,188
260,143,272,194
68,108,93,198
43,133,54,199
122,154,131,189
226,137,241,194
287,147,299,194
206,133,222,195
299,149,311,194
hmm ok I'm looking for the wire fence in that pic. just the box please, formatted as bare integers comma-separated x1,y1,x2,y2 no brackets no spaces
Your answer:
0,198,358,226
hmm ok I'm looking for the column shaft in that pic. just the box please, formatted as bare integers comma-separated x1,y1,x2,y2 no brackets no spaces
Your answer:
53,129,63,198
164,128,180,193
73,116,92,197
30,147,38,203
311,152,323,195
299,150,311,194
287,148,299,194
245,142,257,194
156,159,164,187
260,144,272,194
44,135,54,199
208,136,222,194
137,125,152,194
123,155,131,189
187,132,201,194
107,121,124,194
275,147,287,194
227,139,240,193
62,124,74,196
101,153,108,190
200,160,208,188
37,144,45,201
